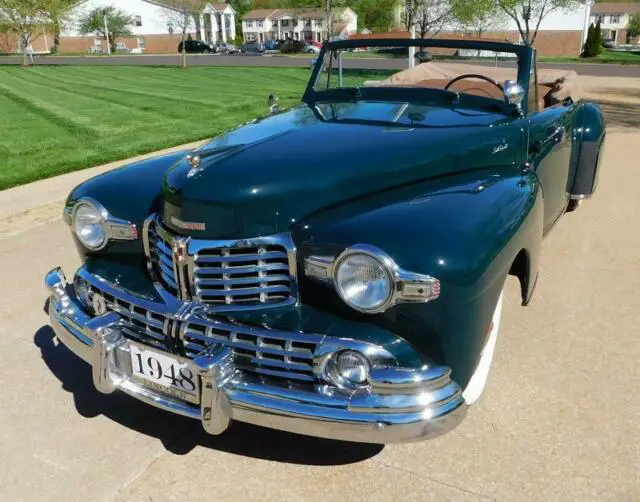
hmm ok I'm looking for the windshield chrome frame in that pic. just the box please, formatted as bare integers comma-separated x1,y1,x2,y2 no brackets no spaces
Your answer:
303,38,535,116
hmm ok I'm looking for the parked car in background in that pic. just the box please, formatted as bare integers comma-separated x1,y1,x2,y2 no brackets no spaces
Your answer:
216,42,239,54
603,39,616,49
45,38,605,445
264,39,280,51
303,44,320,54
240,41,265,53
114,42,130,53
178,40,215,53
279,39,308,54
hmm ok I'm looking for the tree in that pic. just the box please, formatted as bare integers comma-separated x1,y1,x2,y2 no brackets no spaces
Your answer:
453,0,508,38
42,0,74,54
628,13,640,42
355,0,396,32
414,0,455,39
159,0,208,68
401,0,455,39
0,0,48,66
582,21,601,57
497,0,580,46
78,6,134,54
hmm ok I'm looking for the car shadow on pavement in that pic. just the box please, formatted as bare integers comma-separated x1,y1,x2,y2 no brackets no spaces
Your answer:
34,324,384,465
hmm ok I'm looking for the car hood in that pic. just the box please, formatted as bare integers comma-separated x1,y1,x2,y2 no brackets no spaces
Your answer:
162,101,522,239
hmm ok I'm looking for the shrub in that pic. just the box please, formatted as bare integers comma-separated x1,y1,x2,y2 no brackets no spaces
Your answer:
582,22,602,58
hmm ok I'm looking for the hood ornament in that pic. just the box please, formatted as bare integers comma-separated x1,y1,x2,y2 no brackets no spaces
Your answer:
186,154,203,178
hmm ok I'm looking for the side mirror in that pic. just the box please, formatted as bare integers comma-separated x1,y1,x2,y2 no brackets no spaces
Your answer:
267,93,280,114
503,80,525,114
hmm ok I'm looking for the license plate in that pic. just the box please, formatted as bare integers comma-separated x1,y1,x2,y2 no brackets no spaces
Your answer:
129,343,200,404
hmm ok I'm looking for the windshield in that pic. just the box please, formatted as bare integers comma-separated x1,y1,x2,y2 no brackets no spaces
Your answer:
311,41,522,107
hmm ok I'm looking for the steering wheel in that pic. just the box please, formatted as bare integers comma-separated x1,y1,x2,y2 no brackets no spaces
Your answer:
444,74,504,93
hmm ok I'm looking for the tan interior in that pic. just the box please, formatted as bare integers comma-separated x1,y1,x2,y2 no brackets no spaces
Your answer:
372,62,581,111
410,78,555,110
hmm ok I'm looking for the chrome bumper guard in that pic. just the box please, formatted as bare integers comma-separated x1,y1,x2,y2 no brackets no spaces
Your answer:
45,267,466,443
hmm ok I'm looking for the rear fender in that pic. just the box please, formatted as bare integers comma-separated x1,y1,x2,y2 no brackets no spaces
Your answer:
569,102,606,200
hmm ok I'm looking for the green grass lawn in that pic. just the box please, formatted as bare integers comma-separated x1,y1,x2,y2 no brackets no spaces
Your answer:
0,66,314,190
540,48,640,64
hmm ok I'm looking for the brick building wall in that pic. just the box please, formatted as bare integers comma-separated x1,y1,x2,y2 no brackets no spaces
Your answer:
350,30,584,57
59,33,194,54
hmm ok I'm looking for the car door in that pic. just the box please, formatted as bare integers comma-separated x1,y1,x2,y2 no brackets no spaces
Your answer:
527,103,579,232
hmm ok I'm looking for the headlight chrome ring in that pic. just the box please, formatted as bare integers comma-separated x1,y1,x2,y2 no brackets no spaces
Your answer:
71,198,108,250
67,197,138,251
333,247,394,314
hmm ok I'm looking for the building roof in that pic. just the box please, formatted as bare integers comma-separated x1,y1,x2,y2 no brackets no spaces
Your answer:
591,3,640,14
243,7,351,21
210,3,232,11
243,9,279,20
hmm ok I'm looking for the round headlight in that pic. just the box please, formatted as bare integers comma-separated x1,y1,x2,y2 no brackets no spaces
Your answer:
73,201,106,250
326,350,370,387
335,252,393,313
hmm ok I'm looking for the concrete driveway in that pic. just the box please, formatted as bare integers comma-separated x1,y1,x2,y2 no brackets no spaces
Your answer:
1,129,639,500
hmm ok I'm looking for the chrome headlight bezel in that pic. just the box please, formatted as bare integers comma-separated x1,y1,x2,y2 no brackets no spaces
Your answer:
333,247,395,314
71,198,108,251
304,244,441,315
66,197,139,251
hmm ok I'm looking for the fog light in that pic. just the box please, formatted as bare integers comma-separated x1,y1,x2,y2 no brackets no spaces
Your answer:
326,350,370,387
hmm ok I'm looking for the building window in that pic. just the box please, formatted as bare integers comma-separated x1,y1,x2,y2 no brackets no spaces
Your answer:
135,15,142,27
315,18,323,27
246,20,254,28
257,20,263,28
594,15,603,23
304,19,311,28
281,19,289,27
137,37,145,49
609,14,620,24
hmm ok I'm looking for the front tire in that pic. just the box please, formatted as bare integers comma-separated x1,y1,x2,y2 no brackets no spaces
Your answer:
462,291,503,405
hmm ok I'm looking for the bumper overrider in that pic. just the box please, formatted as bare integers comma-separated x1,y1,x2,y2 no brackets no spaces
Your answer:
45,267,466,443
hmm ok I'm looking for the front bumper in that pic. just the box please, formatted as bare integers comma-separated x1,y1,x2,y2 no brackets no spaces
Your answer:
45,267,466,443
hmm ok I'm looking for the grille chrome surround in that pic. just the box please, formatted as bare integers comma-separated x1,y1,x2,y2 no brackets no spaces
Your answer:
143,215,298,311
88,284,319,382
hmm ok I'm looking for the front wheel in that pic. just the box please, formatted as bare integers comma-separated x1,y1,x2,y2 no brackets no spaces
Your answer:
462,290,503,405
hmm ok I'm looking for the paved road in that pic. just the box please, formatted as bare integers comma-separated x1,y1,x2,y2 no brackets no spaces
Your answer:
2,53,640,77
0,126,639,500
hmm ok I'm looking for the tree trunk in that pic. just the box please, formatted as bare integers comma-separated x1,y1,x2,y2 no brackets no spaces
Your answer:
22,34,29,67
181,31,187,68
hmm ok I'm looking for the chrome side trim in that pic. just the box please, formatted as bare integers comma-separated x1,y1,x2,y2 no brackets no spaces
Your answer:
305,244,440,314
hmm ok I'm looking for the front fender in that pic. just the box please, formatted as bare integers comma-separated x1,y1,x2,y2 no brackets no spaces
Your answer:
66,151,188,258
294,166,543,388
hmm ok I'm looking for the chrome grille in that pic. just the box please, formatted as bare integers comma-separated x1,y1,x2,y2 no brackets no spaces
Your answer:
193,245,292,305
88,285,318,382
182,319,321,382
145,217,297,309
148,223,178,295
89,286,172,352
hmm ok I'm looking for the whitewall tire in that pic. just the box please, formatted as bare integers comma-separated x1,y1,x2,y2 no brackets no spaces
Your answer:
462,291,503,405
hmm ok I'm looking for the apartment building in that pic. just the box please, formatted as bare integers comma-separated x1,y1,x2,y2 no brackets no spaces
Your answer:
242,8,357,43
590,2,640,44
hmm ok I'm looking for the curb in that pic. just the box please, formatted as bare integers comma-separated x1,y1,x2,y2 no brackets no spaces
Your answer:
0,139,207,225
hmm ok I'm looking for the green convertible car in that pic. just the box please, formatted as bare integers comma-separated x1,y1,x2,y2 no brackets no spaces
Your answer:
45,39,605,443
